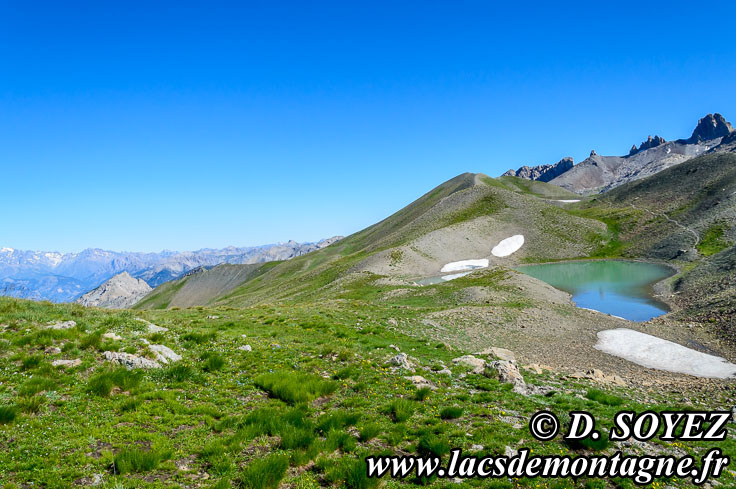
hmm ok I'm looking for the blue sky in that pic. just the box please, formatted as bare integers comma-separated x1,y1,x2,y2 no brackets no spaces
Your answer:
2,1,736,253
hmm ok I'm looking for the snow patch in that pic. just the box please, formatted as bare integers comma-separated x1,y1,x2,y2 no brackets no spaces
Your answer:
441,271,472,281
491,235,525,257
556,199,580,203
595,328,736,379
440,259,489,273
0,247,14,253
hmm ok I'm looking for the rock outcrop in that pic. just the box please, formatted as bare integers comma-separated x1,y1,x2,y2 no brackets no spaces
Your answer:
685,113,734,143
76,272,152,309
503,157,574,183
46,320,77,330
103,351,161,369
629,135,666,155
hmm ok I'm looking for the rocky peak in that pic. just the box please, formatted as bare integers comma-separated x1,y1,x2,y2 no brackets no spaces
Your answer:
629,135,666,156
590,150,597,157
502,157,573,183
76,272,153,309
687,113,734,143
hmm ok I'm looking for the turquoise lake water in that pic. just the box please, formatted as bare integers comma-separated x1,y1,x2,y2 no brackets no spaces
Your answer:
517,260,675,321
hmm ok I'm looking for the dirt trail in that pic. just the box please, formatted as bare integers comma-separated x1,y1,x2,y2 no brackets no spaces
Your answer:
600,196,700,250
628,197,700,248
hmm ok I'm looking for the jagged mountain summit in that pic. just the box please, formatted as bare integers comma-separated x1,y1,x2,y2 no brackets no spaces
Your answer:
549,113,735,194
629,135,666,155
499,113,735,195
685,113,734,143
0,237,342,303
76,272,152,309
502,157,573,182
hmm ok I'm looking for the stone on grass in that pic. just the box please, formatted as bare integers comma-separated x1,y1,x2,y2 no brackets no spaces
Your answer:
103,332,123,341
103,351,161,369
52,359,82,368
136,318,168,333
405,375,437,390
476,347,516,362
484,360,528,394
570,369,626,386
452,355,486,373
387,352,414,371
149,344,182,364
44,346,61,355
46,320,77,330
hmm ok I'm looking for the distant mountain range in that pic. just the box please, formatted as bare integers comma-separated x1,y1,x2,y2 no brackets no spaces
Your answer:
0,237,341,302
503,113,735,194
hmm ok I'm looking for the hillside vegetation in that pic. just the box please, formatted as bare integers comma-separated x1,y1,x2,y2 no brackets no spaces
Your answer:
1,292,733,488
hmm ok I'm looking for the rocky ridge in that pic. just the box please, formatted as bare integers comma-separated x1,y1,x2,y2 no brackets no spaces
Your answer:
548,113,735,194
503,157,573,182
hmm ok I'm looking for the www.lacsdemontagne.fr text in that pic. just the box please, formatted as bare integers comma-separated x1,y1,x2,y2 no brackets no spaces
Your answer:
366,448,729,484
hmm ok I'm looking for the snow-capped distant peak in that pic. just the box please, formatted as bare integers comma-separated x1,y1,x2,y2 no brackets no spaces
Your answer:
0,247,14,253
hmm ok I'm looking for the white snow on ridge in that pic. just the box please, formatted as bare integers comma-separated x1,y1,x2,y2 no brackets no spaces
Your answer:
595,328,736,379
491,235,525,257
440,259,489,273
556,199,580,203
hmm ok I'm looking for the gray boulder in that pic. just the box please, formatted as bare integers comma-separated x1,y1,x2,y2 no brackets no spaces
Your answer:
149,344,182,364
387,352,414,370
103,351,161,369
484,360,528,394
46,320,76,330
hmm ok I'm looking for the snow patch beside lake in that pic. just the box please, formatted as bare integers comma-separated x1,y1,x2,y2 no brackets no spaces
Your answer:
491,235,525,257
595,328,736,379
441,271,472,281
440,259,489,273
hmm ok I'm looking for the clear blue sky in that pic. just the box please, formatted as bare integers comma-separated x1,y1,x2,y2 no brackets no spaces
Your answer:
2,1,736,253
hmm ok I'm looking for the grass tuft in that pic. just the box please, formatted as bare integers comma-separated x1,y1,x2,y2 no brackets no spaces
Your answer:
113,447,170,474
254,372,336,405
87,368,143,397
439,406,463,419
0,405,18,424
240,453,289,489
358,422,382,442
385,399,414,423
200,352,226,372
412,387,432,401
585,388,624,407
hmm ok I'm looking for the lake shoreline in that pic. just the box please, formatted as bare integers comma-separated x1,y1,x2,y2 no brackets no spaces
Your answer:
516,259,677,322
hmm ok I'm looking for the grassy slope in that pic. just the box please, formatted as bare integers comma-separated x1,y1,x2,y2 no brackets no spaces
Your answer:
496,175,582,200
1,297,732,489
211,174,609,307
134,263,269,310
